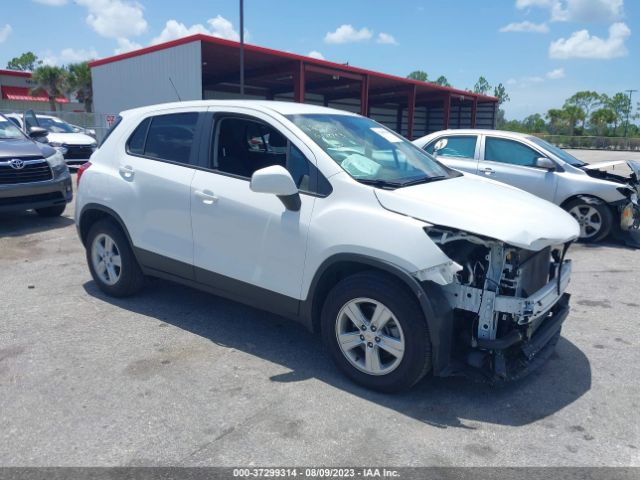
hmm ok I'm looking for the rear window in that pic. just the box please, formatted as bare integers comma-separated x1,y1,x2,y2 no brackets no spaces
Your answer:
125,113,199,164
426,135,477,159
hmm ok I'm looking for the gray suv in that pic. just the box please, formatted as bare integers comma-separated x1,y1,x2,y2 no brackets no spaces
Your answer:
0,114,72,217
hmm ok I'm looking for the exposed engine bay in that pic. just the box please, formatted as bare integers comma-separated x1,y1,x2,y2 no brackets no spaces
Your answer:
425,227,572,381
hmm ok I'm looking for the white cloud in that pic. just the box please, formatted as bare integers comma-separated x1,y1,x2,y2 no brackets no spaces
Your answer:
76,0,147,39
42,47,99,66
516,0,624,22
115,37,142,54
307,50,325,60
151,15,244,45
324,25,372,44
500,21,549,33
33,0,68,5
546,67,565,79
549,22,630,59
376,32,398,45
0,24,11,43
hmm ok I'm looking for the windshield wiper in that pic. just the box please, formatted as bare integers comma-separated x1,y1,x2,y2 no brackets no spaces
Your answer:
356,179,404,189
395,175,447,187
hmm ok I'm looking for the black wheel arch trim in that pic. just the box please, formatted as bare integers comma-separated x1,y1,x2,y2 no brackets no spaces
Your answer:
78,203,134,248
301,253,453,376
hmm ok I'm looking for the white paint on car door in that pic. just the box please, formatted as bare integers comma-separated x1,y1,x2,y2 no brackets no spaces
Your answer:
190,107,315,300
478,135,558,202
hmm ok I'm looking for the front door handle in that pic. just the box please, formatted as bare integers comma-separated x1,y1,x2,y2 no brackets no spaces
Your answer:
482,167,495,176
194,189,218,205
119,165,135,179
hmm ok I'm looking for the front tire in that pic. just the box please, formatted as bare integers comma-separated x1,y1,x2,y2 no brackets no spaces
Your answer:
86,219,145,297
321,271,432,392
35,205,65,217
564,197,613,242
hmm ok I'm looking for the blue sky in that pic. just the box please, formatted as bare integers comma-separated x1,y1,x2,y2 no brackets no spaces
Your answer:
0,0,637,119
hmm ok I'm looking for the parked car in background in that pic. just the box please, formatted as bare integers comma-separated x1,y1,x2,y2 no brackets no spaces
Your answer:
0,113,72,217
76,100,579,392
69,123,97,139
413,129,640,242
5,111,97,169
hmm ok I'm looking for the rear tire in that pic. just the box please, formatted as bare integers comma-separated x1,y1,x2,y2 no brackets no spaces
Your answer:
35,205,65,217
321,271,432,393
86,219,145,297
564,197,613,242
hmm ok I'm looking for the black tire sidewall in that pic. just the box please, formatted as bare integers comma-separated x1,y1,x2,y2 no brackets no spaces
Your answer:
86,219,143,297
35,205,66,217
321,272,432,392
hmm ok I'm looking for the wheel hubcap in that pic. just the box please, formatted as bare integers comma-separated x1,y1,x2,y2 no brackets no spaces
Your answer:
568,205,602,239
335,298,405,376
91,233,122,286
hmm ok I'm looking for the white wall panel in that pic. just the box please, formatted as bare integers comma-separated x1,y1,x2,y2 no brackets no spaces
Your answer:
92,41,202,115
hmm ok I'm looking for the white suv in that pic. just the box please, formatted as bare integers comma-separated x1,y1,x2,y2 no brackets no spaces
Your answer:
76,101,579,392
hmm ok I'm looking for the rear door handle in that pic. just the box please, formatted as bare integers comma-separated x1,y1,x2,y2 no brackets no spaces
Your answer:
482,167,495,176
194,189,218,205
119,165,134,179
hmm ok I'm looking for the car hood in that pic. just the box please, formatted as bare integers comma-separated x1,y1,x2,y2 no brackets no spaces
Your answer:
374,174,580,250
582,159,640,179
0,138,55,159
46,132,96,145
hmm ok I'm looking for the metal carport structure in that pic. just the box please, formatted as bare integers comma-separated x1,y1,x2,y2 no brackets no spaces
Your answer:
90,34,498,139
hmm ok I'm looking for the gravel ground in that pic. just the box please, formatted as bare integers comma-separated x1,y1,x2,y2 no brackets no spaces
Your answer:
0,151,638,467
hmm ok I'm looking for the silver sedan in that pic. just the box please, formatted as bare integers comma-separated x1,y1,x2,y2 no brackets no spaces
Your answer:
413,129,640,242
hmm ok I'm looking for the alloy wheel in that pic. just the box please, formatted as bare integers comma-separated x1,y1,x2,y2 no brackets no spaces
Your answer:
91,233,122,286
568,204,602,239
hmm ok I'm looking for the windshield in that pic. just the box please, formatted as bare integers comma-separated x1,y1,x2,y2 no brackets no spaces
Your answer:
527,136,586,167
0,116,26,140
37,117,76,134
287,114,453,187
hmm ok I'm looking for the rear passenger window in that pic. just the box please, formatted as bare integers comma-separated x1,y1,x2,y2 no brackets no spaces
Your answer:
126,118,149,155
145,113,198,163
426,136,477,159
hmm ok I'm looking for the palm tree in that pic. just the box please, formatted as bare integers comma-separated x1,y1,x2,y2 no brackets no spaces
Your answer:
66,62,93,112
31,65,67,112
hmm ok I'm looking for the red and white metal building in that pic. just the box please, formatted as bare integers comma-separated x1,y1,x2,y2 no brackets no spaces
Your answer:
0,69,75,112
90,34,498,139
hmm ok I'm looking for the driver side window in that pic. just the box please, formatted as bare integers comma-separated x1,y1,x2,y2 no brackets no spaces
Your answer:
213,116,329,195
484,137,540,167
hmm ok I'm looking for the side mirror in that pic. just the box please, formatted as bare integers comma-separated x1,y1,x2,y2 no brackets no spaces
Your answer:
28,127,48,140
536,157,556,170
250,165,301,211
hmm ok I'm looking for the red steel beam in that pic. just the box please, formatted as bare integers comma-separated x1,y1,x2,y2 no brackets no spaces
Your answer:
471,97,478,128
293,61,305,103
443,93,451,130
407,85,416,140
360,74,369,116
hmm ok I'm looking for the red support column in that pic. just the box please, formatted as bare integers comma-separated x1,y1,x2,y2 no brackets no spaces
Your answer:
360,75,369,116
293,61,305,103
471,97,478,128
443,93,451,130
407,85,416,140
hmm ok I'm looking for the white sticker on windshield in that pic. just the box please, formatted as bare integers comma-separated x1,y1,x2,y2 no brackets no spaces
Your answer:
370,127,403,143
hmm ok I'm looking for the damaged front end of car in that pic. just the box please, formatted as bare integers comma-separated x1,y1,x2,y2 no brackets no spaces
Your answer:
422,227,573,383
583,160,640,237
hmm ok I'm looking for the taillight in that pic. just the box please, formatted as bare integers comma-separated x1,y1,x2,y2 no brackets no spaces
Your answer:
77,161,92,186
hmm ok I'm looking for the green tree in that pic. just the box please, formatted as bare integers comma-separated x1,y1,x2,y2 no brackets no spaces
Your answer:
602,93,632,135
562,105,586,135
546,108,568,134
493,83,510,105
6,51,42,71
563,91,601,129
407,70,428,82
590,108,616,136
522,113,546,133
434,75,451,87
473,76,492,95
66,62,93,112
31,65,67,112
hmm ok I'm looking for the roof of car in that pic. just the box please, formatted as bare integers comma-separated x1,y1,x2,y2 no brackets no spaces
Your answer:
120,100,360,118
418,129,531,140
